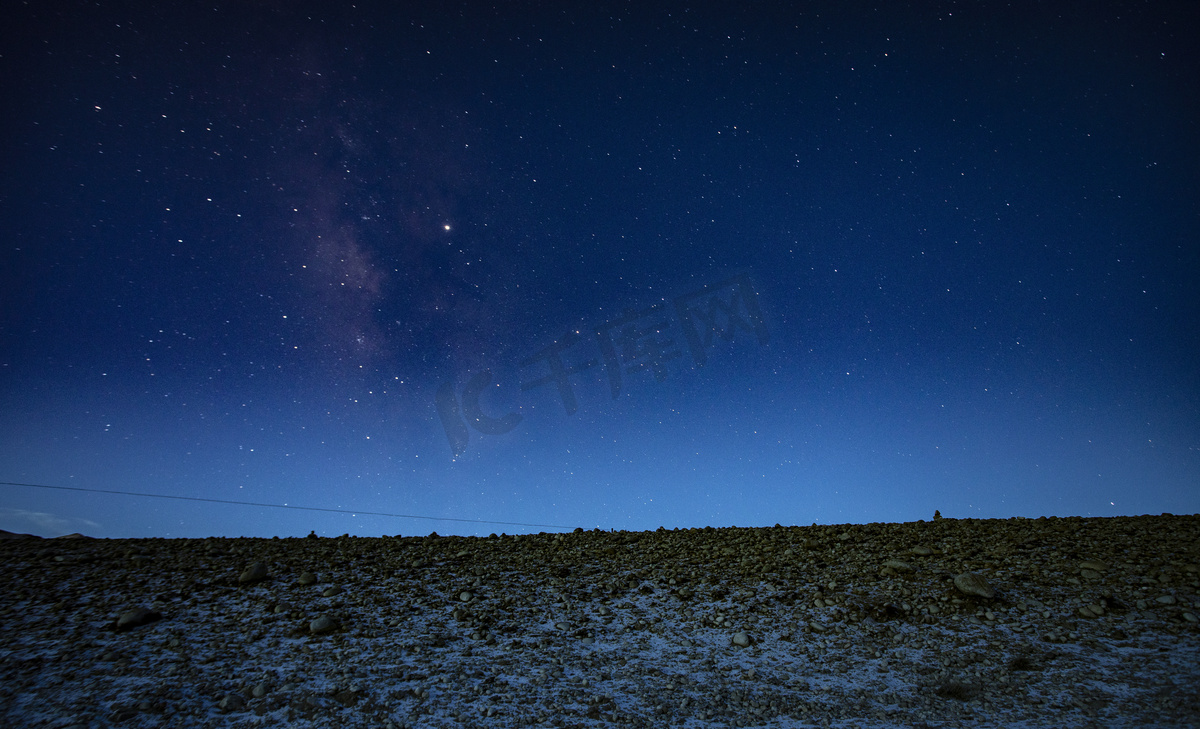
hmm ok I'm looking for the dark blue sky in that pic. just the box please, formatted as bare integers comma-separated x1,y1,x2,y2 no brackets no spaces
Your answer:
2,1,1197,538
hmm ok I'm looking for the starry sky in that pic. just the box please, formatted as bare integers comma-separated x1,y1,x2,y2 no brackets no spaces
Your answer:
2,1,1198,539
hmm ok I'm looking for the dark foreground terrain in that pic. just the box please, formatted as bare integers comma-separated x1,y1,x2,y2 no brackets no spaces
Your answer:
2,514,1199,727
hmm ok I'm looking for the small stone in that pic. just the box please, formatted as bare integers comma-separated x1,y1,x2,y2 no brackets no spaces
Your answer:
310,616,339,634
1156,595,1177,605
297,571,318,585
1079,560,1108,572
252,682,268,698
731,631,752,647
459,590,474,602
883,560,915,572
238,562,269,584
1182,612,1198,623
322,586,343,597
115,607,162,632
911,546,934,556
953,572,995,599
218,694,245,712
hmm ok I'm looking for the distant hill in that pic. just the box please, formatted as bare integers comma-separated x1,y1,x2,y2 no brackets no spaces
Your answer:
0,529,42,539
0,530,92,539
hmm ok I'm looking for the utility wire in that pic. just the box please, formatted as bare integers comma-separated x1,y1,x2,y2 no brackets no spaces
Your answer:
0,481,575,531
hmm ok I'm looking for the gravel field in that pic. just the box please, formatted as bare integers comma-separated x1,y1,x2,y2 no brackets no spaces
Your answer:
2,514,1198,728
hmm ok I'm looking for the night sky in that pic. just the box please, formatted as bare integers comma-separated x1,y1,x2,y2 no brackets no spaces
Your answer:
3,2,1198,539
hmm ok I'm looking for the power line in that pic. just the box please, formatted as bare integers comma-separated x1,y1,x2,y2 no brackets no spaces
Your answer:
0,481,575,531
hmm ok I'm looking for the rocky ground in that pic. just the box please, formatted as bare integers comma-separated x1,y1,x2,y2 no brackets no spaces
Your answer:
2,514,1199,728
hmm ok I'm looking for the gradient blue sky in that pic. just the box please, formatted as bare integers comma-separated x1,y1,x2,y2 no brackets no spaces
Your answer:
2,1,1198,538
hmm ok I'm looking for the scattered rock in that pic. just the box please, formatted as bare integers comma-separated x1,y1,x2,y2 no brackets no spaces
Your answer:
115,607,162,632
239,562,269,584
731,631,752,647
298,571,318,585
934,680,979,700
218,694,245,712
953,572,995,599
310,616,338,634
